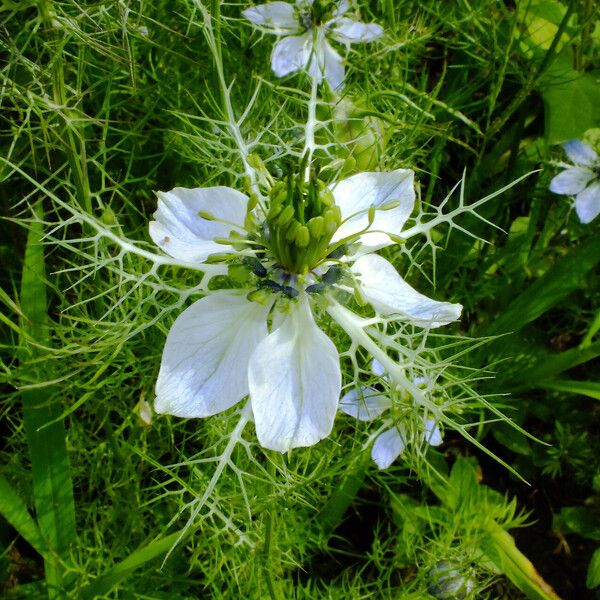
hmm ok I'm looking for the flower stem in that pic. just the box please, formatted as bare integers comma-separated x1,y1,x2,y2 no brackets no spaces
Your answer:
162,402,252,565
303,57,320,179
262,458,281,600
327,302,441,419
195,1,265,206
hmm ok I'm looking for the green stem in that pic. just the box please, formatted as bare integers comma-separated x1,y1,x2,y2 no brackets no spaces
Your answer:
263,459,280,600
38,0,92,215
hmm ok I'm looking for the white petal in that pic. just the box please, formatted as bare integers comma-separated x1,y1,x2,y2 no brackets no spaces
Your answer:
340,386,390,421
242,2,299,33
330,170,415,248
149,187,248,262
575,182,600,224
423,418,443,447
155,293,271,417
352,254,462,327
308,37,344,89
563,140,598,167
248,297,341,452
371,427,406,469
371,358,385,377
271,33,311,77
549,167,595,195
330,17,383,44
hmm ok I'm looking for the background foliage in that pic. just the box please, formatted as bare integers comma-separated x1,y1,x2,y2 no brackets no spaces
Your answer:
1,0,599,598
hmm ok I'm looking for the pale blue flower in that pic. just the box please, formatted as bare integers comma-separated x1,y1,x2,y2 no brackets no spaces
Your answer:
549,140,600,224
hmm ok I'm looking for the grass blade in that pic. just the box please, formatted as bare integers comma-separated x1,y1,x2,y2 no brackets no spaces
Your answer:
484,236,600,336
79,530,186,600
19,202,76,598
0,473,49,560
537,379,600,401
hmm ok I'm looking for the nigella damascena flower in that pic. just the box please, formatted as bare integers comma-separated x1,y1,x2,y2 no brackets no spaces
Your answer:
243,0,383,89
150,166,460,452
549,140,600,224
340,361,443,469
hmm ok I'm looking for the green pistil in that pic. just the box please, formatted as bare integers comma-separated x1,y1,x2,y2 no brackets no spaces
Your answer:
266,168,341,274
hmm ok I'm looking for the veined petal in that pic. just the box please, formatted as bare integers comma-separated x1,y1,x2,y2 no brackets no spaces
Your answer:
150,186,248,262
243,2,299,33
372,427,406,469
155,293,271,418
340,386,390,421
423,418,443,447
271,33,312,77
330,17,383,44
308,37,344,89
575,182,600,224
330,170,415,248
563,140,598,167
352,254,462,327
249,296,341,452
549,167,595,195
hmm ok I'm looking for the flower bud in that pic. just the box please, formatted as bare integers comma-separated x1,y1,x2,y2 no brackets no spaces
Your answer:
277,205,295,227
308,216,325,239
294,225,310,248
426,561,475,600
333,98,389,172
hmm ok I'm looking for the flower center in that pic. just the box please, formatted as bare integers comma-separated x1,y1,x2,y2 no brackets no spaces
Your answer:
264,162,341,275
297,0,335,29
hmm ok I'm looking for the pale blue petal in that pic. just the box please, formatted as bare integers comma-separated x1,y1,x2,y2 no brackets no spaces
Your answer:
575,181,600,224
249,296,341,452
563,140,598,167
340,386,390,421
352,254,462,327
243,2,299,33
155,293,271,417
271,33,312,77
372,427,406,469
549,167,595,195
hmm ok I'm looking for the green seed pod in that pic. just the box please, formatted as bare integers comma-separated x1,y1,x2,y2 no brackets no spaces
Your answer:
323,209,339,236
295,225,310,248
101,207,117,226
246,288,273,305
308,216,325,239
285,219,301,242
318,185,335,207
276,204,295,227
228,263,251,285
333,98,389,172
198,210,216,221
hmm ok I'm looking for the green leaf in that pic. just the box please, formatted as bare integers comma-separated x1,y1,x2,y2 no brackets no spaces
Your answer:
0,474,48,560
484,235,600,336
317,454,369,538
538,379,600,400
539,51,600,144
553,507,600,541
79,531,187,600
505,340,600,390
481,522,562,600
19,203,76,597
493,423,532,456
587,548,600,589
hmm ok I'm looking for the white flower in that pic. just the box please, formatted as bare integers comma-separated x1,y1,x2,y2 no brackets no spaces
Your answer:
149,168,460,453
549,140,600,224
340,362,443,469
243,0,383,89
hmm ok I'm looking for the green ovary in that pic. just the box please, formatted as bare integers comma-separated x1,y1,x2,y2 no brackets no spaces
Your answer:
266,171,341,275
